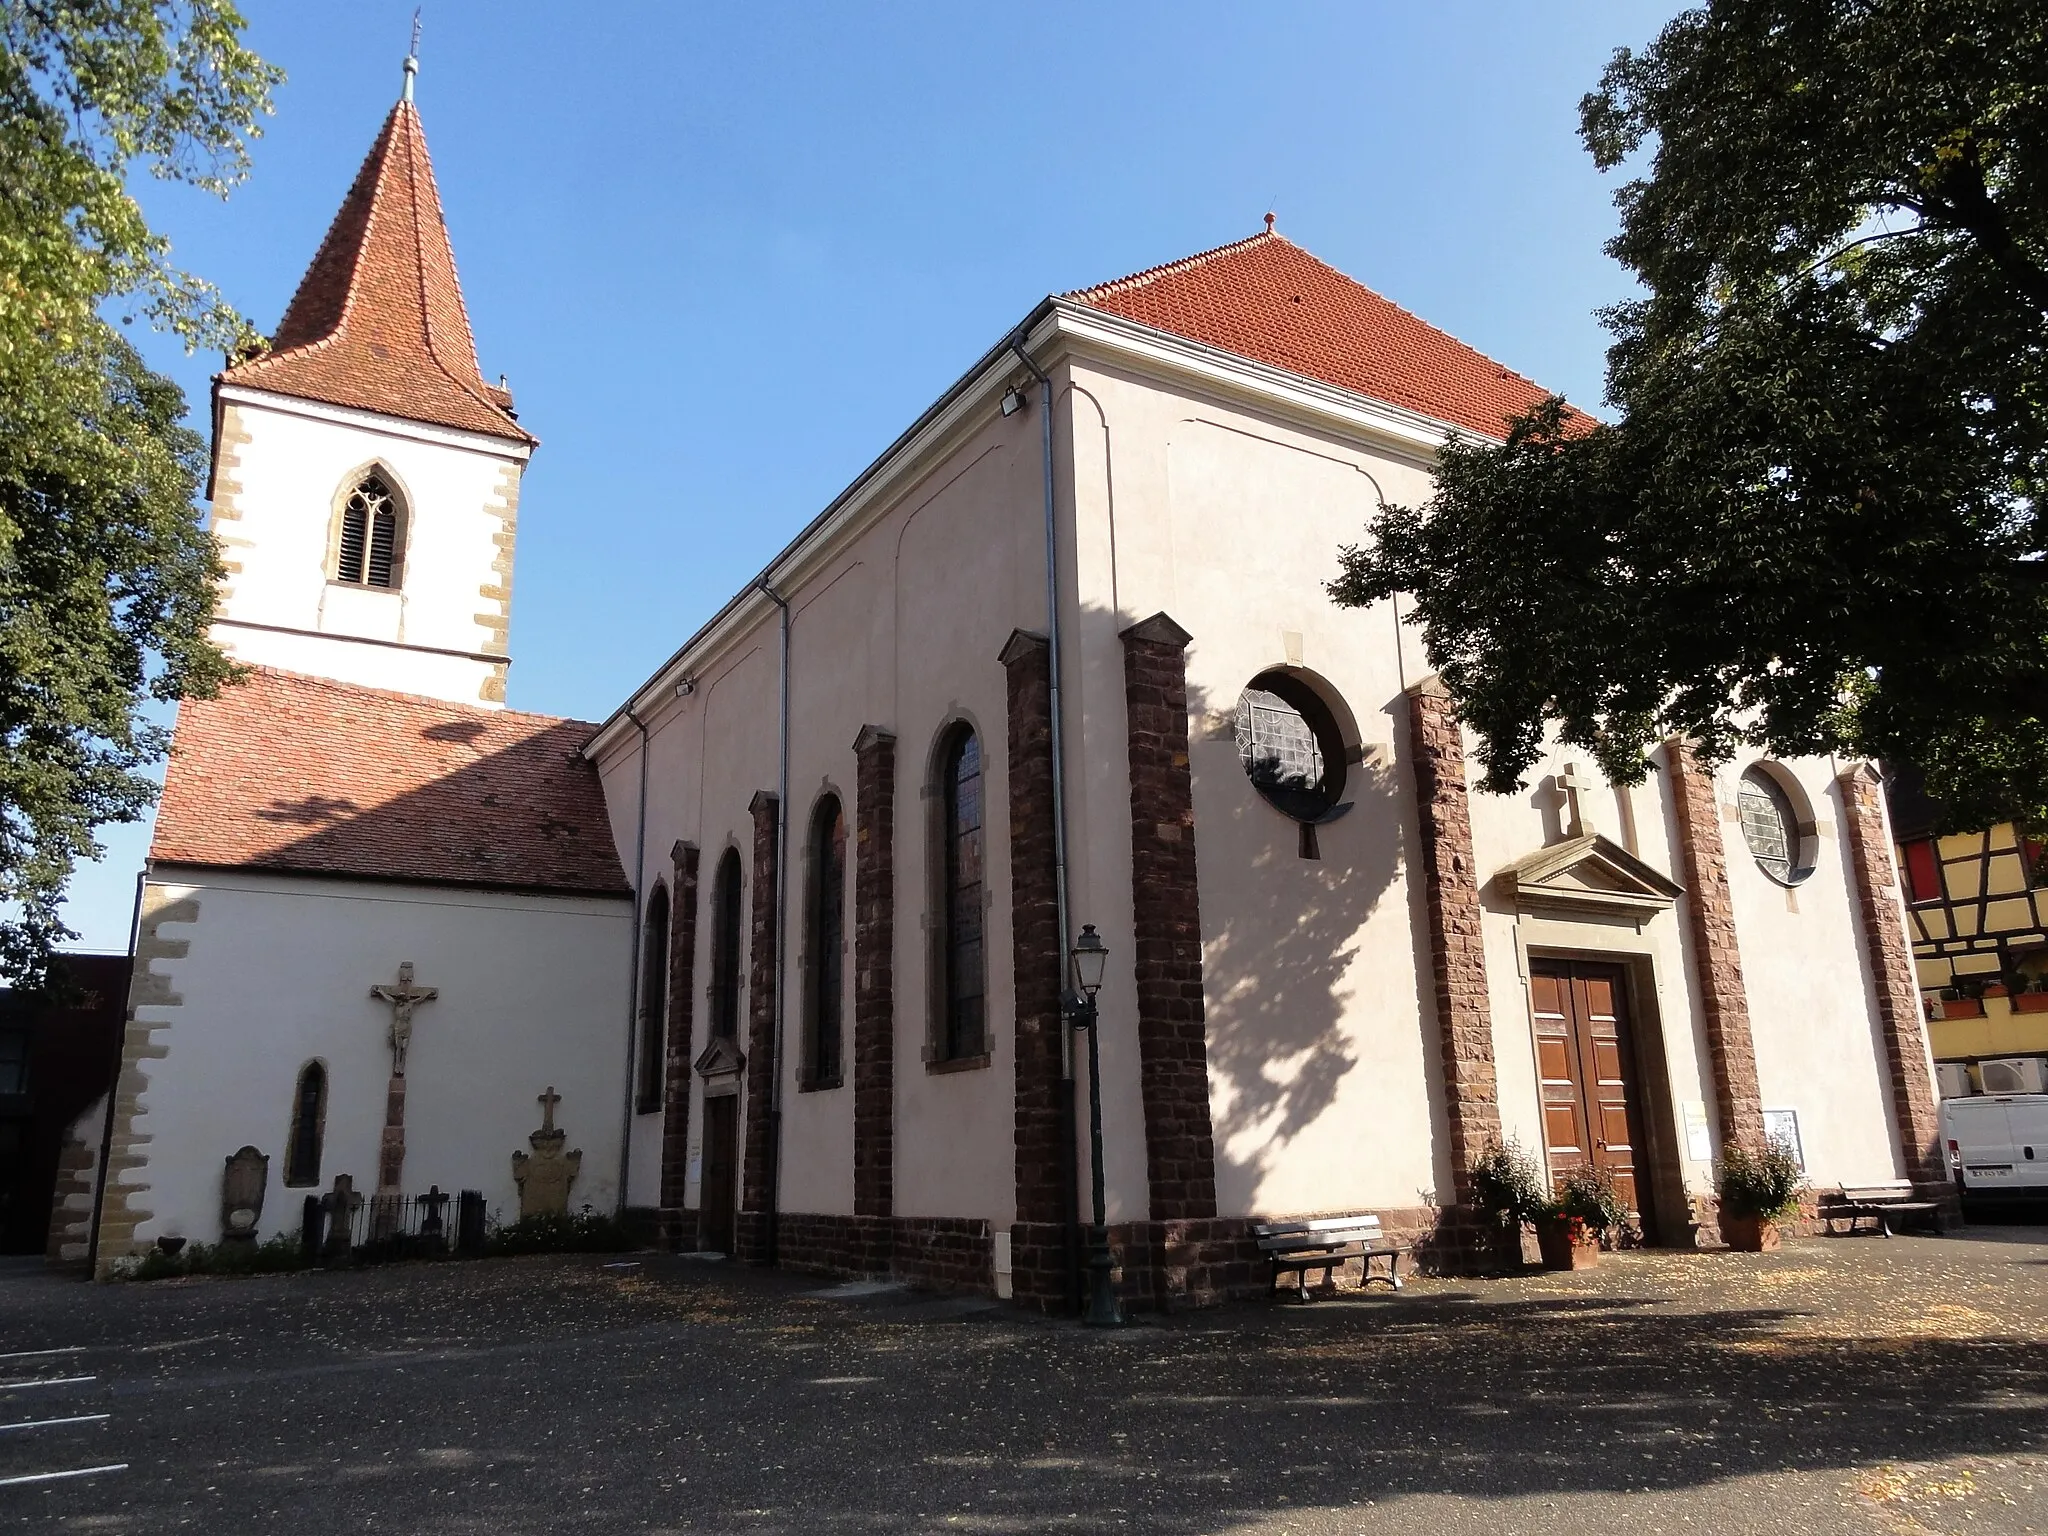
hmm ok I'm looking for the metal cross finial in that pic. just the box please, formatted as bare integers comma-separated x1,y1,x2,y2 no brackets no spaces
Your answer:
1558,762,1596,840
537,1085,562,1135
402,9,422,100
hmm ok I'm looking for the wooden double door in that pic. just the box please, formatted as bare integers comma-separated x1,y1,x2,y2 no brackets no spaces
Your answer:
1530,960,1651,1222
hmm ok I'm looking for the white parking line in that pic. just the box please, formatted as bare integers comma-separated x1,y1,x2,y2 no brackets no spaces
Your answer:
0,1377,93,1392
0,1414,110,1433
0,1348,85,1363
0,1464,127,1487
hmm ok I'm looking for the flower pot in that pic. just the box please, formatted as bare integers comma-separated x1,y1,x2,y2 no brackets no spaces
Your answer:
1535,1218,1601,1270
1940,998,1985,1020
2013,991,2048,1014
1722,1212,1781,1252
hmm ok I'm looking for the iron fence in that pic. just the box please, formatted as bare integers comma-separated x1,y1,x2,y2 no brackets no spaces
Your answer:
299,1185,490,1265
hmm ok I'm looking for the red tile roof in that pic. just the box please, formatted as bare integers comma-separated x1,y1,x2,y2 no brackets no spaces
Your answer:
220,100,534,445
1067,227,1569,439
151,668,628,896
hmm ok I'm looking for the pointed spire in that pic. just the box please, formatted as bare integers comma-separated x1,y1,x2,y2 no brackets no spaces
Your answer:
221,90,532,444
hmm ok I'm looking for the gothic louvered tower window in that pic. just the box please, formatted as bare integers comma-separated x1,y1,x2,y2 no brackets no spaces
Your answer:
336,472,400,586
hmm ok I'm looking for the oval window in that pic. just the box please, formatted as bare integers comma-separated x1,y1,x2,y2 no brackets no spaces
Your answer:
1235,672,1346,821
1737,766,1806,884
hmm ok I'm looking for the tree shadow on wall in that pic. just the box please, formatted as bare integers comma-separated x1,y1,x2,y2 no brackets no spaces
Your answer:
1185,672,1408,1212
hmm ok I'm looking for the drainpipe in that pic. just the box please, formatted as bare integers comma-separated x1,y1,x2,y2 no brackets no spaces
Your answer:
85,867,148,1280
1008,333,1085,1313
617,708,651,1215
758,578,792,1267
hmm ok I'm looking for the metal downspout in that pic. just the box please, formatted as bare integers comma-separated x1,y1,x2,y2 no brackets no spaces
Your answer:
618,708,650,1213
759,579,793,1267
1008,334,1085,1314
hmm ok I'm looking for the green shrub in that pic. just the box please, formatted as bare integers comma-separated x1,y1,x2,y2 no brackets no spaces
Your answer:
1717,1141,1806,1219
487,1208,632,1257
118,1232,311,1282
1468,1137,1547,1228
1552,1163,1631,1231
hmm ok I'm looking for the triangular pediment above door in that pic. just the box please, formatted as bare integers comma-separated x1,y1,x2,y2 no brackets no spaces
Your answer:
694,1036,746,1080
1496,833,1684,920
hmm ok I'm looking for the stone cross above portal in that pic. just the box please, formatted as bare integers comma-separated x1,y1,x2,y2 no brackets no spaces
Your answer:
537,1084,562,1134
1558,762,1596,840
370,961,438,1077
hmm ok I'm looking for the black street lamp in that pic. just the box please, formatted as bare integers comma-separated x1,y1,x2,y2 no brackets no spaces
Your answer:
1066,923,1124,1327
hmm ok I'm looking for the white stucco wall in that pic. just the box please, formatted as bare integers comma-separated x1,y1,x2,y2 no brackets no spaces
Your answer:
600,406,1049,1230
119,870,630,1249
210,387,527,706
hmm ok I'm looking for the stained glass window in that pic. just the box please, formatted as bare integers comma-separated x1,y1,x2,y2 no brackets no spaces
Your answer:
1738,767,1797,882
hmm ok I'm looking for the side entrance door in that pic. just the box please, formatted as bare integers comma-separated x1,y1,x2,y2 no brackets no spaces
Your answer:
1530,959,1652,1223
700,1094,739,1255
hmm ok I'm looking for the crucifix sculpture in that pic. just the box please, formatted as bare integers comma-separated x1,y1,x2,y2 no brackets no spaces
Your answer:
369,961,437,1193
371,961,438,1077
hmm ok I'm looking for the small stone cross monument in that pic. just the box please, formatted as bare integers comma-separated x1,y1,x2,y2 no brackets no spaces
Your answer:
1557,762,1597,840
320,1173,363,1267
369,961,438,1193
512,1086,583,1220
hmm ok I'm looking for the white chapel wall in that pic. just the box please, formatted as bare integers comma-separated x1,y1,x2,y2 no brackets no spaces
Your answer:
115,871,630,1252
210,388,526,706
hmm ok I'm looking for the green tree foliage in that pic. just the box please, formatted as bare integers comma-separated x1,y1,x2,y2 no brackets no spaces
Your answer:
0,3,278,987
1330,0,2048,828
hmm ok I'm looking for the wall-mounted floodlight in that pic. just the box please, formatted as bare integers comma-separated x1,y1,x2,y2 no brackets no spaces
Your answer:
1000,385,1028,417
674,679,696,699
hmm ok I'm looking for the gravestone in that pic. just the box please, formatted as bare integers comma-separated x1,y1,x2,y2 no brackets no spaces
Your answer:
419,1186,449,1252
456,1189,486,1256
220,1146,268,1244
320,1174,363,1267
511,1086,583,1219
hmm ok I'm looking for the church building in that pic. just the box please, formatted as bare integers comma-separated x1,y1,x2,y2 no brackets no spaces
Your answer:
64,77,1947,1305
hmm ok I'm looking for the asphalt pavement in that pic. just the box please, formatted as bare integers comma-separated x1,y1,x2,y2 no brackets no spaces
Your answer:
2,1226,2045,1533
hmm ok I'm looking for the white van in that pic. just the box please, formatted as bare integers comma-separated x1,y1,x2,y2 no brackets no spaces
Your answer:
1942,1093,2048,1212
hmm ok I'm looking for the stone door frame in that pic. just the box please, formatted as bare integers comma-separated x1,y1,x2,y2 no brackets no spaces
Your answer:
1517,941,1691,1247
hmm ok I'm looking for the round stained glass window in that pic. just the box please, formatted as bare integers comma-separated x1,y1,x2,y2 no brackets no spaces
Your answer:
1235,672,1346,821
1737,766,1802,884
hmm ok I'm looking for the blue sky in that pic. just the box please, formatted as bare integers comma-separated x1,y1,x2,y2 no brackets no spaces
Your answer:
61,0,1680,950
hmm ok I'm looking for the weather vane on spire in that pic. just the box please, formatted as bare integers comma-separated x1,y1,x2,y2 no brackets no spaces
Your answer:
402,8,422,101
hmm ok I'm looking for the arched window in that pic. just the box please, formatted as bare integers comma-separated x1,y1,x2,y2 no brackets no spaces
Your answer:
335,471,401,587
284,1062,326,1187
802,794,847,1088
708,848,744,1040
636,884,670,1113
933,726,987,1062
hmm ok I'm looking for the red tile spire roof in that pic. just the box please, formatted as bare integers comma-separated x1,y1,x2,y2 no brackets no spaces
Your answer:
220,96,534,444
1067,226,1569,440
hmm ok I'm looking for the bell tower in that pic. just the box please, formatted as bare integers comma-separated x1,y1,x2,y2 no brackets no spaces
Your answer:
206,60,535,706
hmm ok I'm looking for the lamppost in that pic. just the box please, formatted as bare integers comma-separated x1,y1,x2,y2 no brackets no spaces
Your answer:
1066,923,1124,1327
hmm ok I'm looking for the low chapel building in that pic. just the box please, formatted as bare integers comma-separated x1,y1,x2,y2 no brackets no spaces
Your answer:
54,85,633,1270
71,83,1946,1302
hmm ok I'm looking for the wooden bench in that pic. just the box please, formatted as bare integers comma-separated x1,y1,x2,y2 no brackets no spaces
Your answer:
1818,1182,1942,1237
1253,1215,1412,1302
